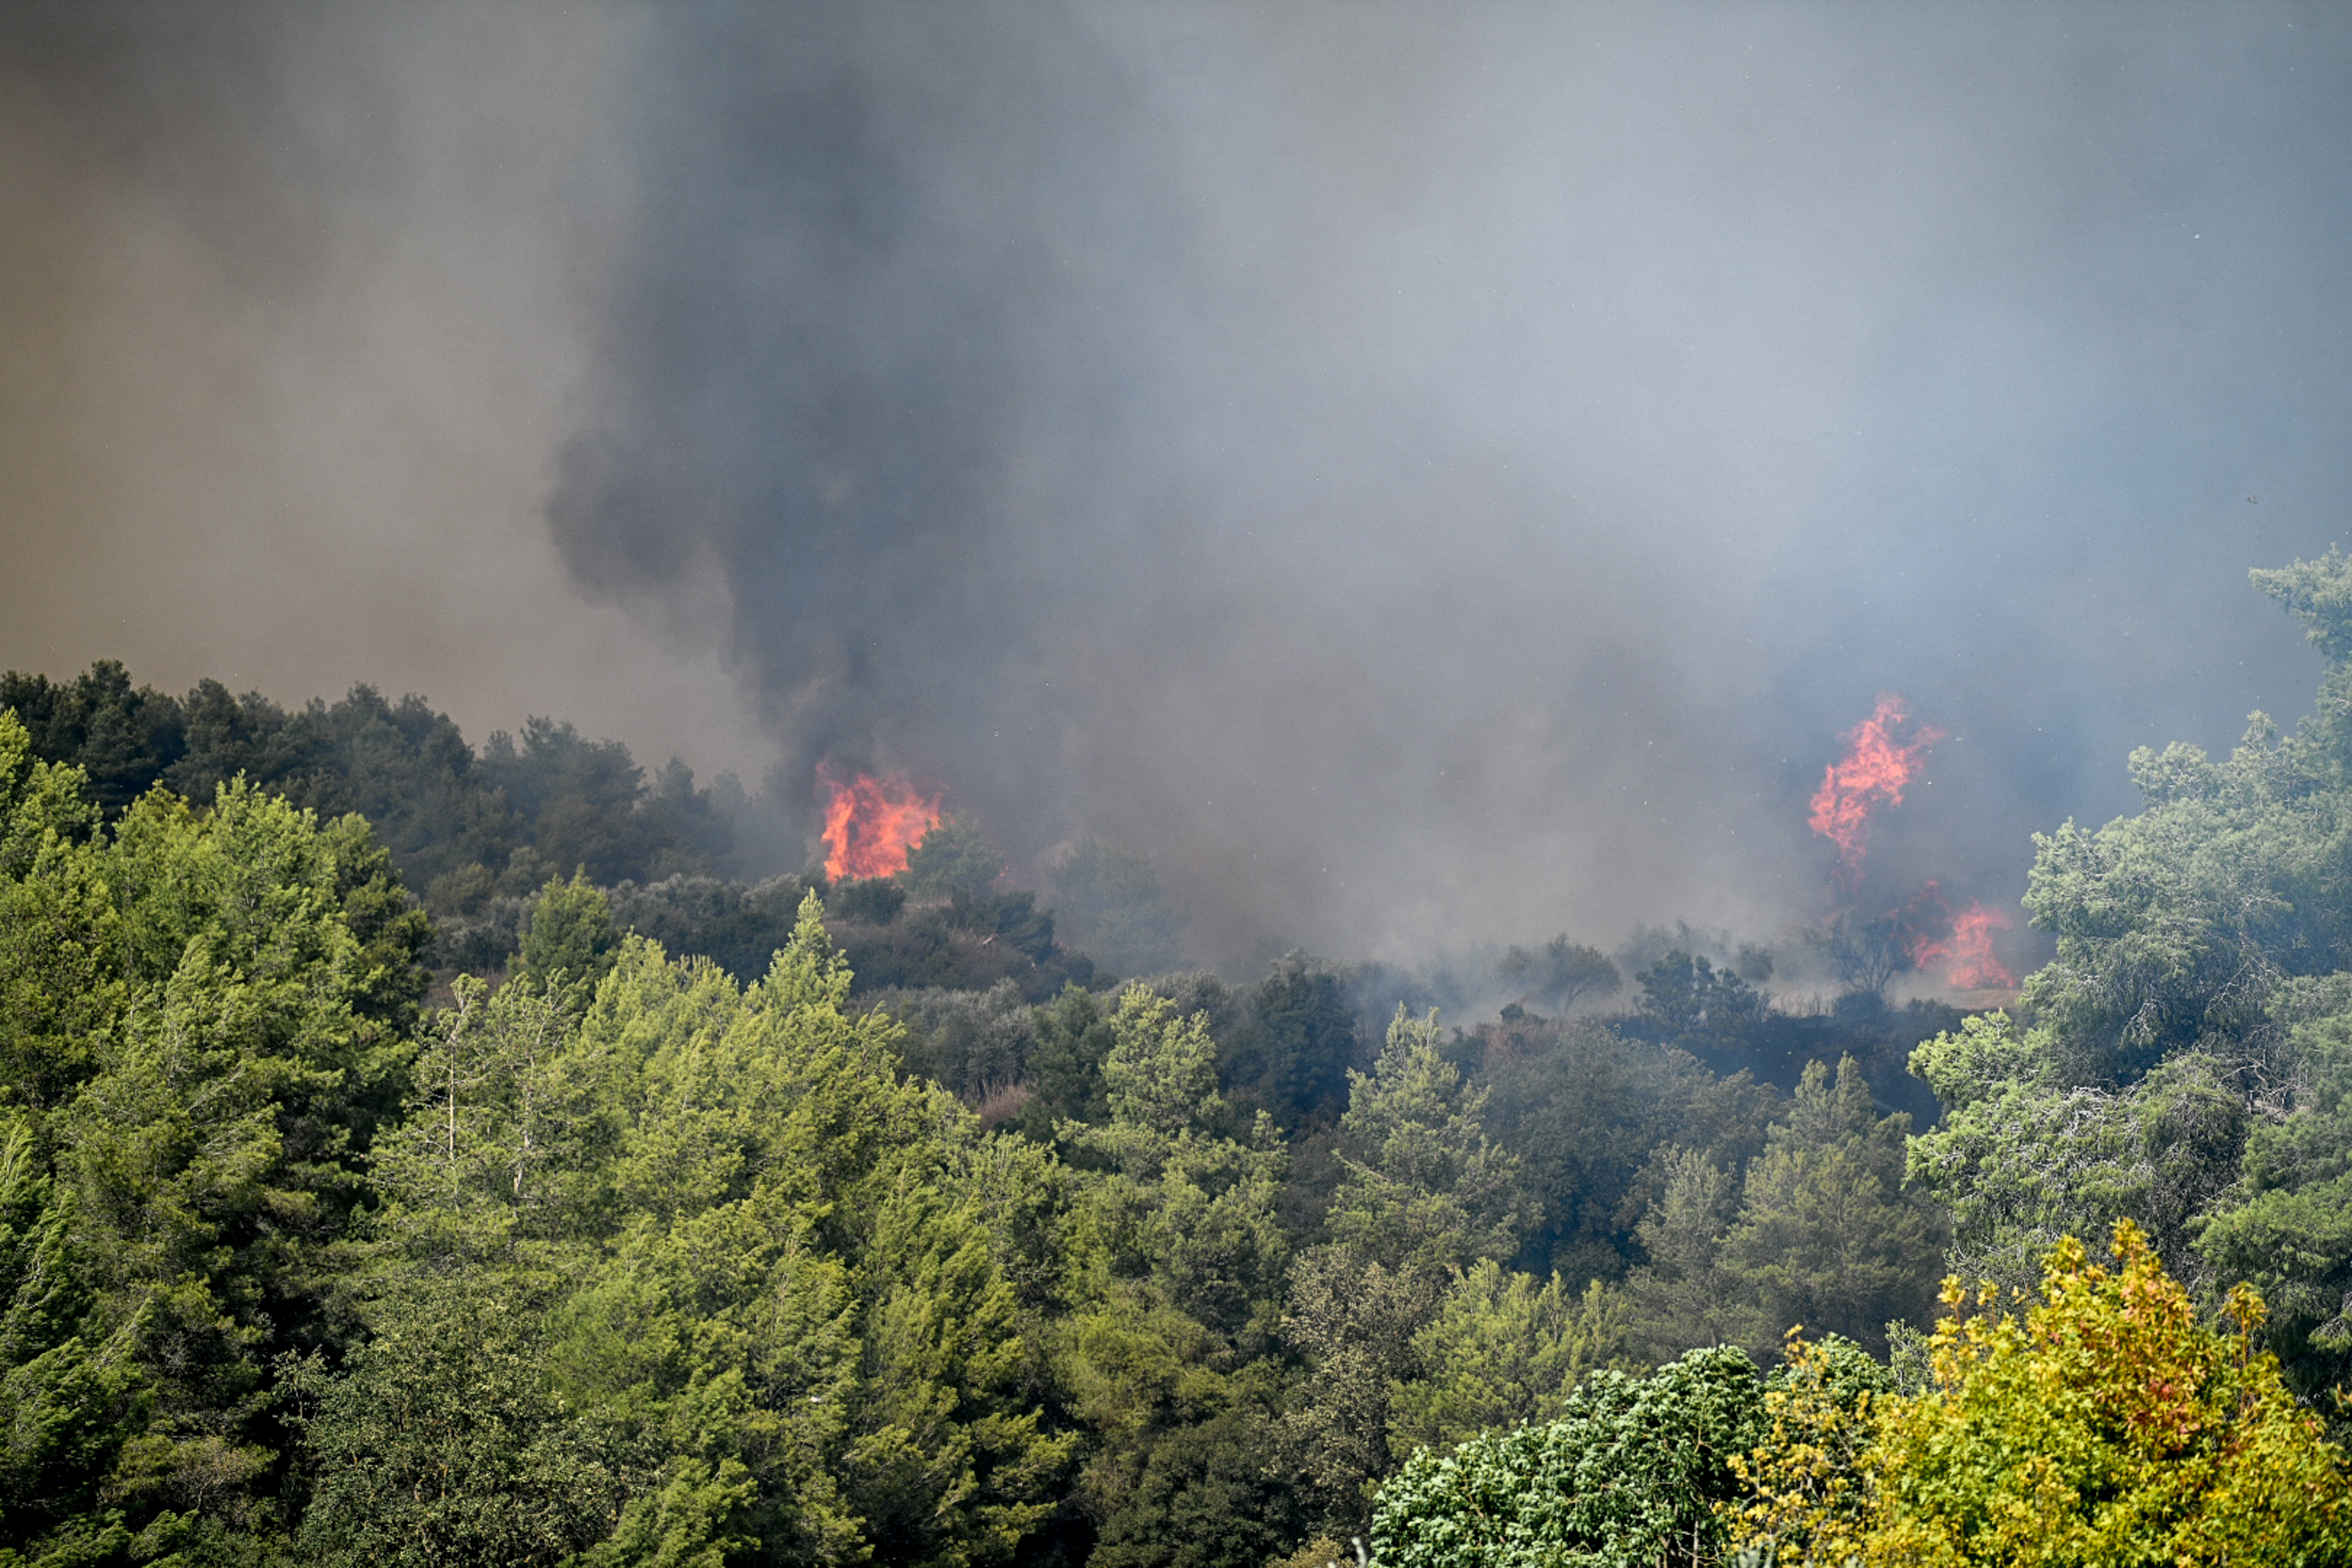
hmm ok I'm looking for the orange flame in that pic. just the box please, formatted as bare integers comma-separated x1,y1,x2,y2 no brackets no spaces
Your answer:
1810,695,1945,886
819,767,942,879
1906,897,2015,990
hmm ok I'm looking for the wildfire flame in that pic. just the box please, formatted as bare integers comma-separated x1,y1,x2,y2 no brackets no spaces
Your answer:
1910,900,2015,991
819,767,942,880
1810,694,1946,887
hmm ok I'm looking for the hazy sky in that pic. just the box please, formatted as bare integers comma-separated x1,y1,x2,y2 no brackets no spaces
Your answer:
5,2,2350,969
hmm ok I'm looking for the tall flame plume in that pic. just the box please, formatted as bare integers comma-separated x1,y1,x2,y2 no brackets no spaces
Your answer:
1809,694,1945,887
820,767,942,880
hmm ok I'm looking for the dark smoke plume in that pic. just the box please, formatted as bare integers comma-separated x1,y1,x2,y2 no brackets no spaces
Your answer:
11,4,2352,967
550,4,2352,964
552,7,1178,797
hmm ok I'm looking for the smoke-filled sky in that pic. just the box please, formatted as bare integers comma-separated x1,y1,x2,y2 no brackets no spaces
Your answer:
6,2,2351,969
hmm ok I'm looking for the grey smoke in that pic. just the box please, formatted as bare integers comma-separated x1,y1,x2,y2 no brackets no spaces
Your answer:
8,3,2352,967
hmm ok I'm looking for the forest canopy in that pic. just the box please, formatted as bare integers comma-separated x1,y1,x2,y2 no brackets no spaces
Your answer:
5,551,2352,1564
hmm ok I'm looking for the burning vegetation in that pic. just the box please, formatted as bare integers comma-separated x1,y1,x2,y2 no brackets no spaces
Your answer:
1808,694,1944,890
820,767,944,879
1808,693,2015,995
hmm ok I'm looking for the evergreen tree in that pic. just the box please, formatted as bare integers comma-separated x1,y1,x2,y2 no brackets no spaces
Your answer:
1322,1008,1525,1279
1388,1259,1632,1459
1623,1146,1749,1360
1718,1057,1943,1358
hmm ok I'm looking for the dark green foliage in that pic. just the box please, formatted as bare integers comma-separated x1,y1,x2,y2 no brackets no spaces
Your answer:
1909,1013,2248,1298
2191,1003,2352,1404
0,723,117,1117
1629,951,1765,1058
513,873,623,1015
1018,985,1119,1141
1711,1058,1942,1358
0,1119,144,1555
1621,1057,1943,1363
1898,550,2352,1407
951,887,1062,966
1279,1249,1443,1531
603,872,816,984
1222,954,1361,1133
0,712,438,1557
3,661,747,939
0,661,185,819
286,1281,629,1568
2018,559,2352,1079
901,816,1004,902
882,979,1039,1105
477,716,694,886
1481,1018,1777,1282
1280,1006,1533,1535
1370,1346,1768,1568
32,581,2352,1564
827,874,907,926
1087,1407,1301,1568
1323,1009,1525,1279
828,885,1094,1001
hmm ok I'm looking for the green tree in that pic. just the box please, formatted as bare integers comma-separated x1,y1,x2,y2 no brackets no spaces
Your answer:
1323,1008,1525,1279
1017,984,1118,1142
1716,1057,1944,1358
1062,988,1288,1347
0,714,118,1117
0,661,185,819
1623,1146,1751,1360
1483,1019,1776,1285
1388,1259,1632,1460
1909,1013,2245,1301
287,1279,630,1568
1043,990,1294,1560
2015,553,2352,1084
1278,1247,1444,1534
1280,1007,1529,1533
2196,998,2352,1407
513,871,623,1013
0,1115,145,1561
371,898,1074,1566
1372,1346,1769,1568
0,762,433,1552
1222,954,1359,1133
1083,1401,1302,1568
901,817,1004,903
63,785,420,1534
1634,951,1766,1057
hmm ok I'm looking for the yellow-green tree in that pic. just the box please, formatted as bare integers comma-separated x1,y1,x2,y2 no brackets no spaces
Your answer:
1732,1221,2352,1565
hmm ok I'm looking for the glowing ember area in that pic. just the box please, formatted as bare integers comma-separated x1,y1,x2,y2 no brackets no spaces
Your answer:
819,768,942,879
1809,694,1946,886
1909,900,2016,990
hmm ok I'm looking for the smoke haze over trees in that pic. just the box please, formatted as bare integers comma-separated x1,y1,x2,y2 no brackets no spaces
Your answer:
7,5,2352,965
12,549,2352,1559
